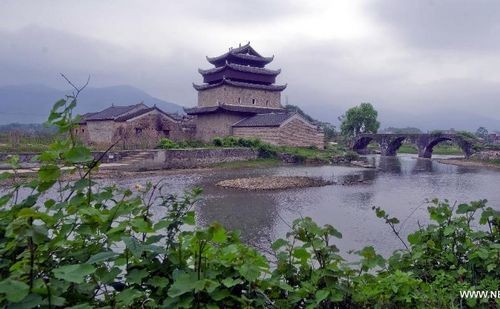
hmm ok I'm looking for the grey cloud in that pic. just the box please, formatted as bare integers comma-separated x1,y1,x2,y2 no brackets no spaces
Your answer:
369,0,500,51
0,8,499,131
173,0,301,23
0,26,200,106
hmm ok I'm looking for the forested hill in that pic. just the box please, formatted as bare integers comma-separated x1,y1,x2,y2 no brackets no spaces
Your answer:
0,84,184,124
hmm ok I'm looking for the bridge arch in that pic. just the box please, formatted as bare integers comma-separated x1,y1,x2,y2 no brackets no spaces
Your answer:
384,136,407,156
352,136,375,154
353,133,475,158
419,136,472,159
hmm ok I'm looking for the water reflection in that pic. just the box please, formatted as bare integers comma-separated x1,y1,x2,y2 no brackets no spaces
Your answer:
188,154,500,256
196,191,278,245
378,156,402,174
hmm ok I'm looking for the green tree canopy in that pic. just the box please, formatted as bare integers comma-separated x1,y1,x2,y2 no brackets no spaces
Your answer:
475,126,489,139
340,103,380,137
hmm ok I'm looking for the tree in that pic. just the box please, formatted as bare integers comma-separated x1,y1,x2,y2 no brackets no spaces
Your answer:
340,103,380,137
475,126,489,139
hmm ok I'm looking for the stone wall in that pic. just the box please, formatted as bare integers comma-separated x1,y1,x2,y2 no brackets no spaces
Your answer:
194,113,246,141
198,85,282,108
232,127,281,145
472,149,500,161
233,118,325,149
73,123,90,144
136,148,258,170
86,120,117,145
1,148,258,169
279,119,325,149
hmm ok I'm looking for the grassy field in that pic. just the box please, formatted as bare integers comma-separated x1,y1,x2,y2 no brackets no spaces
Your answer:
397,144,463,155
0,130,64,153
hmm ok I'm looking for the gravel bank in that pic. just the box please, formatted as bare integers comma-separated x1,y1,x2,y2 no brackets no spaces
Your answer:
216,176,333,190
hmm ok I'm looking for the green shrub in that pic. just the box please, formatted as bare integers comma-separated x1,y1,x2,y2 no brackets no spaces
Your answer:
212,137,223,147
212,136,262,148
256,143,277,158
343,150,359,161
177,139,206,148
157,138,179,149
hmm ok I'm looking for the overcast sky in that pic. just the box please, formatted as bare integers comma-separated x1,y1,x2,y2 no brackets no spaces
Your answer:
1,0,499,129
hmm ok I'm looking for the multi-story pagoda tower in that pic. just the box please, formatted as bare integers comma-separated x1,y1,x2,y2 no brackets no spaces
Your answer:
193,42,287,108
185,43,324,148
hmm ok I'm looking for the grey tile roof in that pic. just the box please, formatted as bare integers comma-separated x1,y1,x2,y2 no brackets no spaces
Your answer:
80,103,183,123
84,103,147,121
184,104,285,115
114,106,183,122
193,78,286,92
206,43,274,64
232,112,294,127
198,63,280,76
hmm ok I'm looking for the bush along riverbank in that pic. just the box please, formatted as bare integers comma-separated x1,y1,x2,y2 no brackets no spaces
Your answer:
1,97,499,308
158,136,360,166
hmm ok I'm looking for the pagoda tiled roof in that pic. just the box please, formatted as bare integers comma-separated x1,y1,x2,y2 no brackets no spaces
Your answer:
232,112,295,127
193,78,287,92
198,63,281,76
184,104,285,115
206,43,274,65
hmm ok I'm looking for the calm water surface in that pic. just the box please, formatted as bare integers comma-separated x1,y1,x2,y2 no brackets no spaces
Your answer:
115,154,500,257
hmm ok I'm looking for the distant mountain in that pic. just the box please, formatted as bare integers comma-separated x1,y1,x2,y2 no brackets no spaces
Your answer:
0,84,185,124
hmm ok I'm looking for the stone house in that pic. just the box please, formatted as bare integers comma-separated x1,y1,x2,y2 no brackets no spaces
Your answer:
186,43,325,148
75,103,194,149
487,132,500,144
232,112,325,148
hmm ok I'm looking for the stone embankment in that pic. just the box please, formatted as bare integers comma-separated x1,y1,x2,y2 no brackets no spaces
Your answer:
216,176,333,190
437,149,500,169
471,149,500,161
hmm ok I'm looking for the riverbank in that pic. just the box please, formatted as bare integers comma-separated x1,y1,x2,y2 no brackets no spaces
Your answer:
436,158,500,169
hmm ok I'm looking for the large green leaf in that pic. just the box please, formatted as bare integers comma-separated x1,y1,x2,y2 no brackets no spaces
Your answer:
0,278,29,302
168,271,197,297
116,288,143,306
86,251,118,264
122,236,143,258
38,164,60,182
271,238,288,251
126,268,149,284
53,264,96,283
64,146,93,163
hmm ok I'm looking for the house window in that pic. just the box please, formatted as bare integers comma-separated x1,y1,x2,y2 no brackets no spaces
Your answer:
238,97,241,104
252,98,256,105
266,100,269,106
163,130,170,137
82,128,85,133
135,128,142,135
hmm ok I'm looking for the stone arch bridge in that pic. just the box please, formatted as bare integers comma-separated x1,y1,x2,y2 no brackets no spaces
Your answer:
352,133,475,158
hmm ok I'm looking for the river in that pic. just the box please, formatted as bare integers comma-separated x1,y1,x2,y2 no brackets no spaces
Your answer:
113,154,500,257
